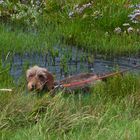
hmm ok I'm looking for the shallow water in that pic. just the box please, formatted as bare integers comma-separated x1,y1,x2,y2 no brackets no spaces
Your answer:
1,46,140,82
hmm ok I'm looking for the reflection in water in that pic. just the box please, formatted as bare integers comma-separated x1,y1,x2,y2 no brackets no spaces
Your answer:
1,46,140,82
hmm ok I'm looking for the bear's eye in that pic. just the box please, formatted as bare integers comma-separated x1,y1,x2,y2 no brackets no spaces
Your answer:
38,74,45,80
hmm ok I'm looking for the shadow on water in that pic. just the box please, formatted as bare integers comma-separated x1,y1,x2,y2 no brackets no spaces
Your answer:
1,46,140,83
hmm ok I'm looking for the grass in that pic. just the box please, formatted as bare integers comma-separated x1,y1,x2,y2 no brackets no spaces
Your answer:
0,0,140,55
1,72,140,140
1,0,140,139
1,20,140,56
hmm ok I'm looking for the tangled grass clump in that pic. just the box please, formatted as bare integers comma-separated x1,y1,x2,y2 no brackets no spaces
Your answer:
0,92,95,133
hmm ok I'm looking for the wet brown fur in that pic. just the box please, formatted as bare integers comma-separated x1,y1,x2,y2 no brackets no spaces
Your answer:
26,66,54,91
26,66,99,92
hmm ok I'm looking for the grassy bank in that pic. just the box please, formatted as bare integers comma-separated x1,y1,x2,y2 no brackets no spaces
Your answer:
0,20,140,56
1,73,140,140
0,0,140,55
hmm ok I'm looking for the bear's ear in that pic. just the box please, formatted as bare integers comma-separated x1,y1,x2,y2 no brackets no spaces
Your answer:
44,69,54,91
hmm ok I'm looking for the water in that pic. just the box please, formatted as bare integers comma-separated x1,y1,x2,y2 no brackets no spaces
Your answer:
1,46,140,82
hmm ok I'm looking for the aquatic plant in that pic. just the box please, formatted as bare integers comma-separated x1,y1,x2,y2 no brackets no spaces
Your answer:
60,55,68,75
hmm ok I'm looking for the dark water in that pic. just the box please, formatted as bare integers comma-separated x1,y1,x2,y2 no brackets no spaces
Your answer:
1,46,140,82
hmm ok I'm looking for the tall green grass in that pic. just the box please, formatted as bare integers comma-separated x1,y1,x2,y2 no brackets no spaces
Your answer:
1,73,140,140
0,0,140,55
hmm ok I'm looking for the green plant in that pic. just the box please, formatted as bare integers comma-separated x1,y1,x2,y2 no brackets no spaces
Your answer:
0,0,46,26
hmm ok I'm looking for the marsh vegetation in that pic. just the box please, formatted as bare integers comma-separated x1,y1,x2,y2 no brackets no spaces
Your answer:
0,0,140,139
